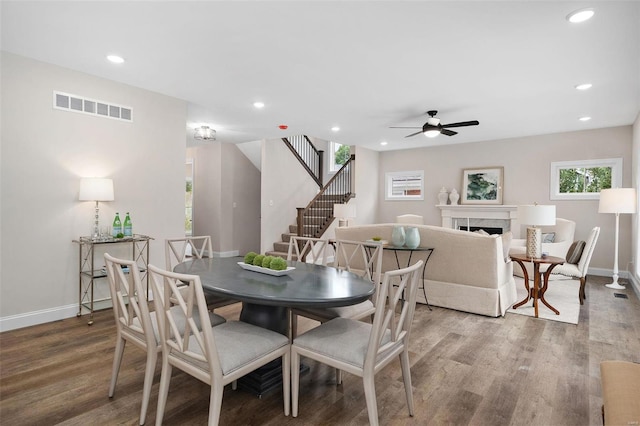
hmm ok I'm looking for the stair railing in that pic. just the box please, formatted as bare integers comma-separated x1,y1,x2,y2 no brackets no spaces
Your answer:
296,154,355,238
282,136,324,187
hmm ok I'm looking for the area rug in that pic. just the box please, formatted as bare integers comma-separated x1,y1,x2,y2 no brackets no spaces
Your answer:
507,277,581,324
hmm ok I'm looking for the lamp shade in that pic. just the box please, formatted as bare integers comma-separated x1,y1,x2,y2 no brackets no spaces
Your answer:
598,188,637,214
79,178,114,201
333,203,356,219
517,204,556,226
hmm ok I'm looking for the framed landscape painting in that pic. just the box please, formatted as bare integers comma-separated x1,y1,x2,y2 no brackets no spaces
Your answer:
461,167,503,204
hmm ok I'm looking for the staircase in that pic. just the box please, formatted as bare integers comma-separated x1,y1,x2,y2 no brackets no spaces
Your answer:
266,138,355,260
266,193,349,260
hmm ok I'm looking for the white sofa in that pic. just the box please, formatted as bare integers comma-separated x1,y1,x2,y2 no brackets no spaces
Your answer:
335,224,517,317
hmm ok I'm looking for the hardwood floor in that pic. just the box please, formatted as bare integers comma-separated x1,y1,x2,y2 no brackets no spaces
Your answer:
1,275,639,425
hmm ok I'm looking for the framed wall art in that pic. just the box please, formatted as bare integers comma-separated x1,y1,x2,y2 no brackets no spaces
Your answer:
461,167,503,204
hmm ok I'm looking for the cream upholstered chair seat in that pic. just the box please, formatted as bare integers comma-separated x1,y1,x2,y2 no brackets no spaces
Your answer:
104,253,224,426
149,264,290,426
396,214,424,225
291,260,424,426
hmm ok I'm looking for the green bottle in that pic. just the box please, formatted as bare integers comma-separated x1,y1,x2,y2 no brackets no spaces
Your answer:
112,213,122,237
123,212,132,237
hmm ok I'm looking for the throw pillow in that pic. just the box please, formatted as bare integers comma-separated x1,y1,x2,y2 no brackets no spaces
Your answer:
501,231,512,262
474,229,490,236
566,240,586,264
542,232,556,243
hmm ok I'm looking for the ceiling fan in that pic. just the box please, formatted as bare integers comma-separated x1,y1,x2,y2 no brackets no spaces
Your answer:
391,110,479,138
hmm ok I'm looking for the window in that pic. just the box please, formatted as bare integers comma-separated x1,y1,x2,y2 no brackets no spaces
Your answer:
329,141,350,172
385,170,424,200
550,158,622,200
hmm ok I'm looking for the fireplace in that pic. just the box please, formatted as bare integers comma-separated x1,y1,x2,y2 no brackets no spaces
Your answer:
458,226,503,235
437,204,522,237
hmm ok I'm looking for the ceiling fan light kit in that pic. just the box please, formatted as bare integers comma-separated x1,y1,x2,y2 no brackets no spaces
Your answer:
390,110,480,139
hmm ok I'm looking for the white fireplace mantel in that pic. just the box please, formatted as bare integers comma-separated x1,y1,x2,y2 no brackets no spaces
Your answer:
437,204,522,237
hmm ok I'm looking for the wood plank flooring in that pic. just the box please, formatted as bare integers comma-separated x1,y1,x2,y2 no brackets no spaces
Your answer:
1,275,639,425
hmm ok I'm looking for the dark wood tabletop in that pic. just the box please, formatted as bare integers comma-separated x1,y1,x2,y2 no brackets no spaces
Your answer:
173,256,376,309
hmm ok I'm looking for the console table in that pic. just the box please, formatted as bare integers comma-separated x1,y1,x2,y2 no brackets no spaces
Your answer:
382,245,434,309
73,234,152,325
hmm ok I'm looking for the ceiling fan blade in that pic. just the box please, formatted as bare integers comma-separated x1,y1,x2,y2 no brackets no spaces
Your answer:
441,120,479,128
441,129,457,136
404,130,425,138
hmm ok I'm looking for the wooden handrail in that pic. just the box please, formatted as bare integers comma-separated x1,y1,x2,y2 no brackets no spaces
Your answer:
282,136,323,187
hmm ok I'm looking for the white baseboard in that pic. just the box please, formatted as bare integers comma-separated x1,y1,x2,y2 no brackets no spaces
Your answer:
0,303,79,332
213,250,239,258
203,249,239,258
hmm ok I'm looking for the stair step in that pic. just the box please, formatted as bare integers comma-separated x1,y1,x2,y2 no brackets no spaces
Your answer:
265,251,291,260
273,241,290,253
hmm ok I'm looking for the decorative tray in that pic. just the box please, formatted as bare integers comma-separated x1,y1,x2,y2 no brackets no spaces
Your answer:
237,262,295,276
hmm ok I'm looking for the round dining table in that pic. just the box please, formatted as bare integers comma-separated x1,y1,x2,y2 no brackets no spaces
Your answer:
174,256,376,396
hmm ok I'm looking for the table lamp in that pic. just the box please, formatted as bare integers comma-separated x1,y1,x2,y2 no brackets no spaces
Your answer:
334,203,356,227
598,188,637,289
79,177,114,239
517,204,556,258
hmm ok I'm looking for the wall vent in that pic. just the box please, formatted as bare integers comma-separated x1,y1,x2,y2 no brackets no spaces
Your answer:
53,91,133,122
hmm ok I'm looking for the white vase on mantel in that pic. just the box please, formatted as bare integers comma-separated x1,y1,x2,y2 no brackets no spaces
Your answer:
438,187,449,205
449,188,460,205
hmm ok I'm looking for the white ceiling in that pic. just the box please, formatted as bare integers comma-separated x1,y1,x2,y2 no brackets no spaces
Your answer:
2,1,639,151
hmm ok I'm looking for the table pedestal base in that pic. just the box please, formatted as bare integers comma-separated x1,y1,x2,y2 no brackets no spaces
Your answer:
237,303,309,397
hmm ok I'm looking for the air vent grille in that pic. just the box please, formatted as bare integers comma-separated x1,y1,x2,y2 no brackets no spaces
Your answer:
53,91,133,122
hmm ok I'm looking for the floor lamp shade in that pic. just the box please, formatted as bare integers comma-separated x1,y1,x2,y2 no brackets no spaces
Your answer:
334,203,356,227
598,188,637,289
518,204,556,258
79,178,114,239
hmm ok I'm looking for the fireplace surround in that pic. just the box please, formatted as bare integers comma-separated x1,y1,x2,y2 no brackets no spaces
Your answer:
437,205,521,237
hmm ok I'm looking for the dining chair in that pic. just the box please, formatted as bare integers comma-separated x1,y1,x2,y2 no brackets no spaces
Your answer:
165,236,238,310
291,259,424,426
549,226,600,304
287,236,328,264
148,264,291,426
104,253,225,425
288,239,383,339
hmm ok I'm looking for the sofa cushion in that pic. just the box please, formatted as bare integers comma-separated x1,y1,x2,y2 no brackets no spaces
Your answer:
566,240,586,264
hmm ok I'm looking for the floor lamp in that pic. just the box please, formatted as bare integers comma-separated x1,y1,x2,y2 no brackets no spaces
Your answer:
598,188,637,289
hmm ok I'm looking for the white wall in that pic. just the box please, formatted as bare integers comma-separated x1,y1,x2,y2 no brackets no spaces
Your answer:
353,145,380,225
633,113,640,284
377,126,634,273
260,138,320,254
0,53,186,330
187,142,261,256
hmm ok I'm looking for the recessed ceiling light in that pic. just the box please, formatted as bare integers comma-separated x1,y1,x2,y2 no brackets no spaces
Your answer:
253,102,265,109
106,55,125,64
575,83,593,90
331,126,340,132
566,8,594,23
579,116,592,122
380,141,388,146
